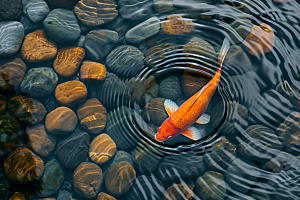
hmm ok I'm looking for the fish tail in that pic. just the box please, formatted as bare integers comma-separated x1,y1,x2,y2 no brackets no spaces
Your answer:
215,37,230,80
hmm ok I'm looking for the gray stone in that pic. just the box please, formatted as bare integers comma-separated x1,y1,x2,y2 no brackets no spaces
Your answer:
0,0,23,20
57,190,71,200
0,21,24,56
85,29,118,61
23,0,50,23
19,14,41,34
43,8,81,43
119,0,153,20
34,159,65,197
20,67,58,98
125,17,161,44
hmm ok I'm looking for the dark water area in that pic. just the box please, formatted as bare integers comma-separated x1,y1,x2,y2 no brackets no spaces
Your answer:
1,0,300,199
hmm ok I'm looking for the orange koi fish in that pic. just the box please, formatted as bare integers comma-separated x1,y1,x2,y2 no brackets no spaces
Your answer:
155,38,230,141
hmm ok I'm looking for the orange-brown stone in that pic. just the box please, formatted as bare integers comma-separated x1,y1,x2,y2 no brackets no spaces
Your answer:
161,15,194,35
80,61,106,83
77,98,107,134
182,69,210,97
55,80,87,107
97,192,116,200
4,147,44,184
21,30,57,63
243,23,275,56
183,37,216,59
89,134,116,165
53,47,85,78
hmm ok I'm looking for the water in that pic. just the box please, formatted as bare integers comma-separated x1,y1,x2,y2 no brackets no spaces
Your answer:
1,0,300,199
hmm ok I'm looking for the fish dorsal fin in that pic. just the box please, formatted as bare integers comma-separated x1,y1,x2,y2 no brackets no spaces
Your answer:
190,82,213,108
181,126,201,140
196,113,211,124
164,99,179,116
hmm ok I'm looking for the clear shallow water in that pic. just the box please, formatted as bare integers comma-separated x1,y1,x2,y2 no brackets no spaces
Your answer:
1,0,300,199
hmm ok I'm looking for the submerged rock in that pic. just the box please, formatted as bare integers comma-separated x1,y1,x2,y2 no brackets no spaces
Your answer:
158,76,181,101
142,98,168,126
164,180,194,200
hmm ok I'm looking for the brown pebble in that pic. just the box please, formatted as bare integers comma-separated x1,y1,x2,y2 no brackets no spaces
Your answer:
55,80,87,107
183,37,216,59
21,30,57,63
97,192,116,200
73,162,103,199
4,147,44,184
0,56,26,92
243,23,275,56
77,98,107,134
105,161,136,197
45,106,77,135
53,47,85,78
26,124,56,157
142,98,168,126
182,69,210,97
165,180,194,200
89,134,116,165
161,15,194,35
80,61,106,83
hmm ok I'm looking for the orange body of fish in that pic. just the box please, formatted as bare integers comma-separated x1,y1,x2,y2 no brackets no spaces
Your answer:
155,38,230,141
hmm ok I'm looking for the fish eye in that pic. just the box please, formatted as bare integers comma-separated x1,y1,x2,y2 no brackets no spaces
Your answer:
168,136,172,139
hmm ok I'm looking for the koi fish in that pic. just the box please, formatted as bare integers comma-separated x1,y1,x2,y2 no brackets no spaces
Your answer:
155,37,230,141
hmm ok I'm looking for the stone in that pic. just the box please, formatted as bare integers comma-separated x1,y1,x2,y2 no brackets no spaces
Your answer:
45,106,77,135
39,94,59,113
45,0,79,7
164,180,194,200
101,150,133,173
142,98,168,126
285,81,300,112
248,89,294,130
106,107,140,149
0,115,24,157
106,45,144,79
43,8,81,43
56,129,90,169
21,30,57,63
97,192,116,200
8,95,47,125
80,61,106,83
73,162,102,199
144,41,177,65
238,125,283,164
158,76,181,101
105,161,136,197
223,45,252,76
0,21,24,56
23,0,50,23
4,147,44,184
74,0,118,27
204,136,237,172
156,152,207,183
119,0,153,20
126,75,158,108
105,16,130,38
0,0,23,20
126,175,165,200
161,15,194,35
131,142,163,175
20,67,58,98
277,112,300,154
125,17,161,44
194,171,226,200
97,73,126,111
243,23,275,56
0,93,6,115
182,69,210,97
55,80,87,107
9,188,34,200
153,0,175,13
53,47,85,78
89,134,116,165
183,37,216,59
0,56,26,92
26,124,56,157
34,159,65,198
19,14,41,34
57,190,71,200
85,29,119,61
77,98,107,134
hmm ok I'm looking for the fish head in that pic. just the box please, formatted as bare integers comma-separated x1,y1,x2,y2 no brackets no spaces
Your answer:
155,119,181,141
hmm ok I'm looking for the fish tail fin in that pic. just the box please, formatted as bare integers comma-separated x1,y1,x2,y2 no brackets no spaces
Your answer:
215,37,230,80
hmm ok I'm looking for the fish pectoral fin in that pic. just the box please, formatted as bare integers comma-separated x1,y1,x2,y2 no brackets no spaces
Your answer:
196,113,211,124
181,126,201,140
164,99,179,116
